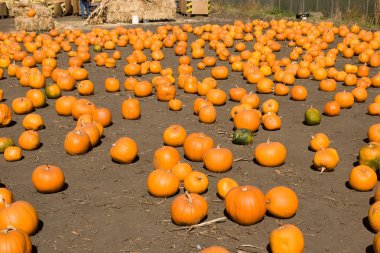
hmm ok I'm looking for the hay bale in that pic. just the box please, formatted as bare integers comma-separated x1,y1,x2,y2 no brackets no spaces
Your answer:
14,3,55,31
87,0,175,25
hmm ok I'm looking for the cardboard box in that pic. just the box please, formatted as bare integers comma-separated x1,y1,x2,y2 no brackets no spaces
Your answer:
180,0,210,15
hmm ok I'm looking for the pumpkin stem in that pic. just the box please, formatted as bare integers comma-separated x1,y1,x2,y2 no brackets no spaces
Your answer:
266,138,270,143
320,166,326,174
185,191,192,203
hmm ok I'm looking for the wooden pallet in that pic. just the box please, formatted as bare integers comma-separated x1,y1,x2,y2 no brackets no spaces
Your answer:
179,0,210,16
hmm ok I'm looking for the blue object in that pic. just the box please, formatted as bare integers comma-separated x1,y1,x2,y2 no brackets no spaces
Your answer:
80,0,90,19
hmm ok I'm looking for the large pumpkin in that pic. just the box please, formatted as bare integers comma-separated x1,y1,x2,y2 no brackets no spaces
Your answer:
254,140,286,167
147,169,179,197
0,200,39,235
183,133,214,162
0,227,32,253
109,137,138,163
170,192,208,226
269,224,304,253
32,164,65,193
225,185,266,225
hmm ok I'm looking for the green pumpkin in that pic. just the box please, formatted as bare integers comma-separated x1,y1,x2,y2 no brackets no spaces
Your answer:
305,107,321,126
232,128,254,145
0,137,14,153
359,142,380,171
45,84,61,99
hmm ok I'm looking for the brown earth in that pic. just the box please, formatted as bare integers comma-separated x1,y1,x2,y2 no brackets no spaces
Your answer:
0,14,379,253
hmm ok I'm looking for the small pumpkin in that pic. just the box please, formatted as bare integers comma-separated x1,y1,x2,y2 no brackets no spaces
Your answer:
45,83,61,99
163,124,187,147
22,113,44,131
109,137,138,163
171,162,192,181
64,130,91,155
266,186,299,218
153,146,181,171
358,142,380,171
217,177,239,199
55,96,77,116
122,97,141,120
313,147,340,173
3,146,22,162
349,165,377,191
309,133,330,151
170,192,208,226
225,185,266,225
368,123,380,142
269,224,304,253
254,140,286,167
232,128,253,145
211,66,229,79
71,99,96,120
0,137,14,153
32,164,65,193
25,89,46,108
183,133,214,162
92,107,112,127
11,97,34,115
304,107,321,126
168,98,182,111
183,171,209,194
147,169,179,197
18,130,40,151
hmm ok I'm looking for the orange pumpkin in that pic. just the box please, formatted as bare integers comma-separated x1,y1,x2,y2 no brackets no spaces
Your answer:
225,185,266,225
22,113,44,131
77,80,94,96
217,177,239,199
91,107,112,127
170,192,208,225
323,100,341,117
254,140,286,167
55,96,77,116
163,124,187,147
368,123,380,142
3,146,22,162
183,171,209,194
153,146,181,171
18,130,40,151
269,224,304,253
122,97,140,120
64,130,91,155
349,165,377,191
11,97,34,115
313,148,340,173
266,186,299,218
109,137,138,163
290,85,308,101
71,99,96,120
211,66,229,79
32,164,65,193
0,103,12,127
334,91,354,109
203,145,233,173
183,133,214,162
369,201,380,232
309,133,330,151
171,162,192,181
147,169,179,197
234,109,261,132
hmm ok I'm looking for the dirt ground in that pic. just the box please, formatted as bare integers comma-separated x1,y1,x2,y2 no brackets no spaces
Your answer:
0,14,380,253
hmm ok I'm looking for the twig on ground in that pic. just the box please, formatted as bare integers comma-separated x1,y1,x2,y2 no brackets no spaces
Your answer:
169,217,227,232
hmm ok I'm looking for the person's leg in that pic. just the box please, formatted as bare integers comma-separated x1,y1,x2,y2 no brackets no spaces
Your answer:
79,0,85,18
85,1,90,18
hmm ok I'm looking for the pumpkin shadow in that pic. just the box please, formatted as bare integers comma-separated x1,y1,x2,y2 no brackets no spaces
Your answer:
362,216,373,232
92,139,103,148
302,120,319,126
111,155,139,164
363,138,370,143
345,181,353,190
366,244,374,253
1,98,6,102
370,197,376,205
266,243,272,253
32,245,38,253
5,120,17,127
0,183,6,188
34,220,44,235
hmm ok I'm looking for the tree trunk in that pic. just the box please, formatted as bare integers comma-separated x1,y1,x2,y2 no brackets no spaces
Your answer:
376,0,380,24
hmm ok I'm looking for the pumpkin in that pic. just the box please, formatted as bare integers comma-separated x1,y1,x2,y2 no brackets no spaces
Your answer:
122,97,140,120
290,85,308,101
359,142,380,171
304,107,321,126
0,200,39,235
313,147,340,173
64,130,91,155
0,188,14,208
203,145,233,173
168,98,182,111
77,80,94,96
92,107,112,127
11,97,34,115
25,89,46,108
183,171,209,194
232,128,253,145
262,112,281,131
211,66,229,79
323,101,340,116
368,123,380,142
266,186,298,218
75,122,100,147
163,124,187,147
217,177,239,199
309,133,330,151
229,86,247,102
44,83,61,99
0,227,32,253
147,169,180,197
22,113,44,131
133,81,153,97
3,146,22,162
254,140,286,167
269,224,304,253
183,132,214,162
156,83,176,102
32,164,65,193
349,165,377,191
206,89,227,106
199,105,216,124
374,232,380,253
153,146,181,171
193,98,212,115
225,185,266,225
171,162,192,181
124,77,138,91
369,201,380,232
0,137,14,153
233,109,261,132
170,192,208,226
199,246,230,253
71,99,96,120
261,98,279,114
109,137,138,163
55,96,77,116
0,104,12,127
104,77,120,92
334,91,354,109
27,8,36,17
18,130,40,151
